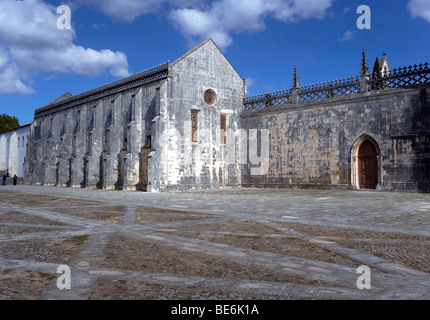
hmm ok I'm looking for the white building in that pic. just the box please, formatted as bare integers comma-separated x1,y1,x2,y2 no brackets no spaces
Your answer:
0,123,32,178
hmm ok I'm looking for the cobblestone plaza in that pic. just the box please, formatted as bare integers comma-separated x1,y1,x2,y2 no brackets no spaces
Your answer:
0,185,429,300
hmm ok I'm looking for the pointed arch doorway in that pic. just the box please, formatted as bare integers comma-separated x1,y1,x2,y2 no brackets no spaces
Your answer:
351,135,381,190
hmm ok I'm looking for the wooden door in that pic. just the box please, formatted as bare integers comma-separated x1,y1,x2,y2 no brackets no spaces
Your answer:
358,140,378,189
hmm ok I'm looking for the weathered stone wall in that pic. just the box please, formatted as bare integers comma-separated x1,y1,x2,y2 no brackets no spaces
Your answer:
23,39,428,193
241,87,430,193
24,39,245,193
148,39,246,192
24,80,166,190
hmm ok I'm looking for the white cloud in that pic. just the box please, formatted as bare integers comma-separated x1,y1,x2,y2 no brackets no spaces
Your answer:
270,0,334,22
0,0,130,95
169,0,335,50
245,77,257,93
0,0,337,95
338,30,356,42
0,65,36,96
169,7,237,49
10,46,129,78
408,0,430,22
80,0,202,23
80,0,162,23
78,0,334,50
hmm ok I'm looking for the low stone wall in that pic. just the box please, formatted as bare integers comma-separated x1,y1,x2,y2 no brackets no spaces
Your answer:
241,87,430,193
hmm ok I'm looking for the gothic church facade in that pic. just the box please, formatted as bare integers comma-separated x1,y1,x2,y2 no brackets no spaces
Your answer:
23,39,430,193
24,39,245,192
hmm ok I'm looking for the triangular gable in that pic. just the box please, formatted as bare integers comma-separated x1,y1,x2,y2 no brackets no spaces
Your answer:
171,38,243,80
47,92,73,105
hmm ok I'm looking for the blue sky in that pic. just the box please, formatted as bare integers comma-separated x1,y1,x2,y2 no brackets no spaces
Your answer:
1,0,429,125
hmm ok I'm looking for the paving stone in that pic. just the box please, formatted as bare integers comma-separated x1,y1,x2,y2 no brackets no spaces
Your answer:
0,185,429,300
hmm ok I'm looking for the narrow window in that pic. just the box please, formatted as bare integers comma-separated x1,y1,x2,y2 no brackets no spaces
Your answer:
60,114,66,137
48,117,53,139
127,95,135,124
87,132,92,155
93,106,96,128
220,114,227,145
72,136,76,157
88,106,96,131
155,88,160,115
74,110,81,134
35,124,41,141
111,100,115,126
18,137,20,148
191,111,198,143
131,95,136,122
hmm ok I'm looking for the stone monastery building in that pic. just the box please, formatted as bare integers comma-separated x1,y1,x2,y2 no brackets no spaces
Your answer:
19,39,430,193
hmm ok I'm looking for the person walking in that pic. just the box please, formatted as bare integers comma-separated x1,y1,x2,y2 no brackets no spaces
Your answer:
13,175,18,185
2,174,6,185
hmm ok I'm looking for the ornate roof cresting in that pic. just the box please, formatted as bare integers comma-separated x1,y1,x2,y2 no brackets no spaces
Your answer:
293,65,300,89
361,48,370,76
